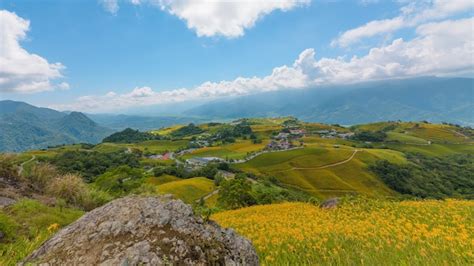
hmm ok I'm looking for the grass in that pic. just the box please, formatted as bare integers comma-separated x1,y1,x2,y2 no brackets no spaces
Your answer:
0,200,83,265
387,143,474,157
386,132,429,144
156,177,216,203
236,147,403,198
146,174,180,185
212,199,474,265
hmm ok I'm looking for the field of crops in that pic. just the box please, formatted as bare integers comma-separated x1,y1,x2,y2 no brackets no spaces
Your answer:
212,199,474,265
236,147,404,198
155,177,215,203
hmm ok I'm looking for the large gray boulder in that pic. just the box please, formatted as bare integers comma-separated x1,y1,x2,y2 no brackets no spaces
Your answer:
23,195,259,265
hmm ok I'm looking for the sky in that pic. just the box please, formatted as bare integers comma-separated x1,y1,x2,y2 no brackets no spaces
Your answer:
0,0,473,113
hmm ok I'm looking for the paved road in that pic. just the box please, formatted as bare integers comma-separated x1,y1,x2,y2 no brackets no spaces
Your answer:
18,155,36,176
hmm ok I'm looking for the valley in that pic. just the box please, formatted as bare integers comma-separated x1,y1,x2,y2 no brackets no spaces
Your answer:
1,117,473,265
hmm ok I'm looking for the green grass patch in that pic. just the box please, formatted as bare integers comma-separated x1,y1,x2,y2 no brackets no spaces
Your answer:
0,199,83,265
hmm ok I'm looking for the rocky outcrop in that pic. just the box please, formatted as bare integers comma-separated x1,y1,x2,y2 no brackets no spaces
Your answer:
23,195,259,265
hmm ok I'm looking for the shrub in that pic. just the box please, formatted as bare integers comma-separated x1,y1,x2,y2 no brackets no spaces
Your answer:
47,174,88,207
80,188,113,211
28,163,59,192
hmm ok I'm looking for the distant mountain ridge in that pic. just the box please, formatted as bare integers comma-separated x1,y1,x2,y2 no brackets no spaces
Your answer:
184,77,474,126
0,100,113,152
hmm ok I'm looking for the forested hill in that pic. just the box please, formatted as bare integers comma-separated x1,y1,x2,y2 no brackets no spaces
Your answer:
0,100,113,152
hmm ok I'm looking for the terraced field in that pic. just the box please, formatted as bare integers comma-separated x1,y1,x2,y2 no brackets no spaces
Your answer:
236,147,405,198
155,177,215,203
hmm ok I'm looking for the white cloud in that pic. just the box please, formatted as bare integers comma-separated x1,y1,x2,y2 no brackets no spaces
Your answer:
54,17,473,112
153,0,310,37
100,0,119,14
0,10,65,93
57,82,70,90
332,0,474,47
99,0,309,37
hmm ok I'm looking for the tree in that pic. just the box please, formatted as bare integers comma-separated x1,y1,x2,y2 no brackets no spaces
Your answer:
218,174,255,209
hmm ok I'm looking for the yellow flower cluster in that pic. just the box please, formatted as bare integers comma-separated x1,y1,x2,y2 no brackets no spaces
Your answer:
47,223,60,233
212,199,474,265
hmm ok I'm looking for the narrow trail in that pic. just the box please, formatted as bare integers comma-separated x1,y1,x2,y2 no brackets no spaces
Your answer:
273,149,360,173
18,155,36,176
197,189,220,203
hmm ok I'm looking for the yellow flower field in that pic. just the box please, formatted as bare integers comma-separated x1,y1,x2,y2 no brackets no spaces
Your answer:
212,199,474,265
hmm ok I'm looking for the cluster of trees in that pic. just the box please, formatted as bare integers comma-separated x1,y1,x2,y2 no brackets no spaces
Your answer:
217,174,310,209
102,128,161,143
370,153,474,199
171,123,204,138
211,123,253,144
352,131,387,142
49,150,140,182
153,162,230,180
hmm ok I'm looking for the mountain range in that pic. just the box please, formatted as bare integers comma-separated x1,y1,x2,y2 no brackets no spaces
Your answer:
1,77,472,152
184,77,474,126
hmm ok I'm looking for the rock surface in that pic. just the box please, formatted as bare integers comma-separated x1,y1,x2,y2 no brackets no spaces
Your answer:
320,198,339,209
23,195,259,265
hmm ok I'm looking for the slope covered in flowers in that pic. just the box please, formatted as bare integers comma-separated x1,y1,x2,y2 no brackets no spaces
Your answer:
212,199,474,265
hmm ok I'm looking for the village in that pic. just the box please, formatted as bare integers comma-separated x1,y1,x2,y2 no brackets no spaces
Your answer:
143,123,358,171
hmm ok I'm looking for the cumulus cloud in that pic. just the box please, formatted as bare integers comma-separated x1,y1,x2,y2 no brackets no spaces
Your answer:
0,10,66,93
153,0,310,37
54,17,473,112
332,0,474,47
99,0,309,37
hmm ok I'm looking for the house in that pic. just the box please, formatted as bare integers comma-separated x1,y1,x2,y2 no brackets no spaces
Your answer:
289,129,306,136
266,140,293,150
274,132,290,140
186,157,224,166
148,154,163,160
337,132,355,139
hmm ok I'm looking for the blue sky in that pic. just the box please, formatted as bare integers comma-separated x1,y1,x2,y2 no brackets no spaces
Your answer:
0,0,472,112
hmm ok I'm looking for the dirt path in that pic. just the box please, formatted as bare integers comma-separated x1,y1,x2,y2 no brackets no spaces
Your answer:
18,155,36,176
274,149,360,173
196,189,220,203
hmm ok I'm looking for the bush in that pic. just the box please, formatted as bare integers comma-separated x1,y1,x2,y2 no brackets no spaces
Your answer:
80,188,113,211
28,163,59,192
47,174,88,207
